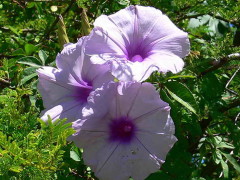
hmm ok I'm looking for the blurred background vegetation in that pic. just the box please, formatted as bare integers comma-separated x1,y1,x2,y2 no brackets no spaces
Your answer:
0,0,239,179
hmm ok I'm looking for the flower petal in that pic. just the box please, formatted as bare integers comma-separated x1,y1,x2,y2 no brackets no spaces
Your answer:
136,110,174,134
71,81,177,180
86,27,127,58
145,33,190,58
145,53,185,73
127,138,161,180
71,121,130,180
108,58,158,82
56,41,85,84
87,138,161,180
90,56,158,82
135,129,177,166
135,6,190,57
37,67,79,108
82,60,114,89
85,5,189,81
84,141,131,180
40,100,83,123
126,82,169,119
104,6,136,46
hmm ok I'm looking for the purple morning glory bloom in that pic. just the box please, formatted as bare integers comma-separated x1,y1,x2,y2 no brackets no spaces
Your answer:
85,5,190,82
70,82,177,180
37,37,113,123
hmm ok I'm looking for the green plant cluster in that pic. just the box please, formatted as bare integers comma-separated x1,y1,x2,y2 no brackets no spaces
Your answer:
0,0,240,179
0,88,82,179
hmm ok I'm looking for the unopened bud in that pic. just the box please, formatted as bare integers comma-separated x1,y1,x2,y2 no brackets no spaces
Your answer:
81,8,91,35
58,15,69,49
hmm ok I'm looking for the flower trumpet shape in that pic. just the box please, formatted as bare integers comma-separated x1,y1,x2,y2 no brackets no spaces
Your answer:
37,37,113,123
85,5,190,82
71,82,177,180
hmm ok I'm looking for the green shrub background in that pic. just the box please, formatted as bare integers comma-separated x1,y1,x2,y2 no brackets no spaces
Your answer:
0,0,239,179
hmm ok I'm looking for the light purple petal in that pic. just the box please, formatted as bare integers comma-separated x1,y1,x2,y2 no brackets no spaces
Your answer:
40,100,83,123
99,6,135,46
71,81,177,179
144,33,190,58
135,6,189,58
82,59,114,89
70,118,108,146
37,67,79,108
126,138,162,180
56,41,84,84
146,53,184,73
126,82,169,119
38,35,114,123
80,135,162,180
56,36,114,86
92,139,160,180
86,27,126,57
135,130,177,165
85,5,190,81
90,56,158,82
71,120,130,180
108,58,158,82
84,140,130,180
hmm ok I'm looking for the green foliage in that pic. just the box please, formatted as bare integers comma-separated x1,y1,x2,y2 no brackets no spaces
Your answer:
0,88,77,179
0,0,240,179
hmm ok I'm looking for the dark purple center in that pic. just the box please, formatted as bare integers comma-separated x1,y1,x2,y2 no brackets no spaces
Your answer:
73,81,93,102
127,41,149,62
109,116,136,144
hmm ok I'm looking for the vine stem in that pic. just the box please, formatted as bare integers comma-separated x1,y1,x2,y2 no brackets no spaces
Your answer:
198,53,240,77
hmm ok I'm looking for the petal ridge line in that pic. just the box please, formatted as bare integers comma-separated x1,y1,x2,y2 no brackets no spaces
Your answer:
50,102,81,120
96,143,120,175
133,106,170,122
96,28,128,56
135,136,164,165
126,84,142,117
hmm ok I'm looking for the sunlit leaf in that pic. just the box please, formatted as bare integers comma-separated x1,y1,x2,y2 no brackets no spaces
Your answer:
38,50,48,65
220,159,229,179
222,152,240,173
164,81,199,115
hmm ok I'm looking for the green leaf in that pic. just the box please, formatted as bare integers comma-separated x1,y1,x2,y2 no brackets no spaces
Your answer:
222,152,240,173
70,150,81,162
165,87,197,115
18,61,41,68
167,75,196,79
24,44,38,56
6,25,19,36
18,56,42,68
220,159,229,179
27,2,35,8
118,0,130,6
164,81,199,115
213,150,222,164
23,67,38,76
159,89,174,106
12,48,25,56
20,72,37,85
214,136,234,149
217,142,234,149
9,166,23,173
38,50,48,65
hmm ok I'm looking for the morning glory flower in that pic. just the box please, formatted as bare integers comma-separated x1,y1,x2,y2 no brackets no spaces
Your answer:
37,37,113,123
85,5,190,82
70,82,177,180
